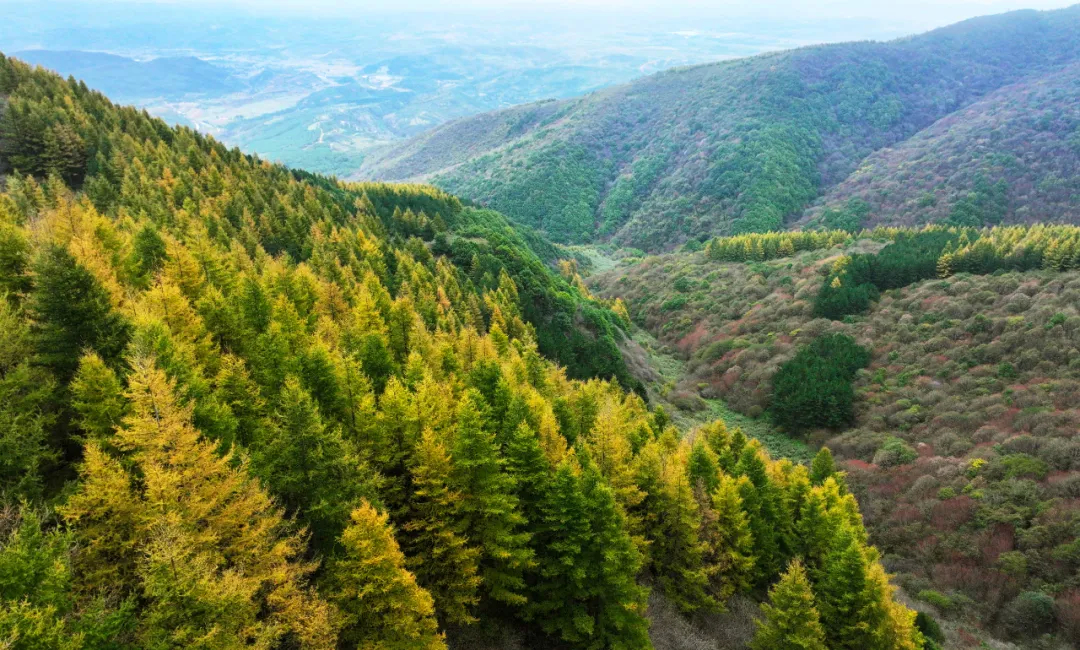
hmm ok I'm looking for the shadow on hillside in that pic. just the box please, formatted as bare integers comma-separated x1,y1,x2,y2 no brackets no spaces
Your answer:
648,590,758,650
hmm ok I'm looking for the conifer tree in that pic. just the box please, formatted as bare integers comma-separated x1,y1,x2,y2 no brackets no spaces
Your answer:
61,358,337,649
578,461,652,650
795,487,837,569
128,224,167,284
530,459,651,650
28,244,130,380
374,375,421,511
0,220,32,300
450,390,533,607
213,354,269,447
809,447,836,486
634,441,714,614
751,559,827,650
735,443,786,585
504,421,552,521
528,460,594,641
251,376,374,551
0,507,132,649
688,438,720,495
323,501,446,650
700,474,755,604
814,533,921,650
70,351,128,443
403,428,482,626
0,298,55,500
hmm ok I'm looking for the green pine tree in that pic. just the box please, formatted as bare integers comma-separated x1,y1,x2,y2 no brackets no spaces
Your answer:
403,428,483,626
323,501,446,650
251,376,374,551
700,473,755,604
450,390,533,607
28,244,130,381
70,351,128,443
809,447,836,486
751,559,827,650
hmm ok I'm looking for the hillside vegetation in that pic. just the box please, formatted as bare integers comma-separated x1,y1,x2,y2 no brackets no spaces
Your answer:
592,228,1080,646
359,6,1080,250
0,54,926,650
804,61,1080,230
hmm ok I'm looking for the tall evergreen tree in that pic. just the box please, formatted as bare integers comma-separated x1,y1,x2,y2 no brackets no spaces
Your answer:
735,444,786,586
0,298,55,500
403,428,483,626
28,244,130,381
61,358,336,649
699,474,755,604
450,390,533,607
69,351,128,443
688,438,720,495
814,533,922,650
751,559,827,650
250,376,375,551
323,502,446,650
634,441,714,614
809,447,836,486
530,459,651,650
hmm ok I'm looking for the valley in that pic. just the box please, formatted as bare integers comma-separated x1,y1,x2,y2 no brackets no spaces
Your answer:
587,227,1080,647
1,3,915,178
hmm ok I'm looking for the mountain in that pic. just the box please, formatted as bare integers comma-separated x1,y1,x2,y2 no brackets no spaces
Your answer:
358,6,1080,249
6,5,877,179
0,53,924,650
13,49,239,100
590,227,1080,646
801,60,1080,229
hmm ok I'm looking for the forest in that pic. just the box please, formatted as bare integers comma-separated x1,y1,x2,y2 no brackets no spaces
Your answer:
0,54,931,650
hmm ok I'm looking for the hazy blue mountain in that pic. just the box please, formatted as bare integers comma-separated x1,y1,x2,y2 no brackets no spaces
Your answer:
14,50,239,100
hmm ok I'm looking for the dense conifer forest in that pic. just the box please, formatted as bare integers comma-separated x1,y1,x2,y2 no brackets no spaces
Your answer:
0,54,929,649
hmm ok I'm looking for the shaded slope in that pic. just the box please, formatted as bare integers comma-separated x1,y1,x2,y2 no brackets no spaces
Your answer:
13,49,239,100
804,61,1080,229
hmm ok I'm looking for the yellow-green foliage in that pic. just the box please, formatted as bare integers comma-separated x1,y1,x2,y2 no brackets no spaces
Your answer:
705,230,853,262
0,53,921,650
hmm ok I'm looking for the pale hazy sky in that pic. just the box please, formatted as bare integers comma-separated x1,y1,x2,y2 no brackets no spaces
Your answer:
36,0,1079,25
3,0,1077,44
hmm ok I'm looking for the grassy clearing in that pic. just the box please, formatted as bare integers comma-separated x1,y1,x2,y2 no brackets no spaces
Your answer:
626,324,811,464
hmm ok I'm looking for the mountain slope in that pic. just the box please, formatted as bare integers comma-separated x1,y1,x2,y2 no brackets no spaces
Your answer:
590,229,1080,646
358,6,1080,249
803,60,1080,229
0,53,924,650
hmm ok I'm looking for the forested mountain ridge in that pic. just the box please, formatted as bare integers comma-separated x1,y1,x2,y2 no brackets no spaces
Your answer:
358,6,1080,250
0,54,925,650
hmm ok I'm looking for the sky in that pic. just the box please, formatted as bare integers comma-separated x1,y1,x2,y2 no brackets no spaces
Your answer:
6,0,1077,29
2,0,1076,57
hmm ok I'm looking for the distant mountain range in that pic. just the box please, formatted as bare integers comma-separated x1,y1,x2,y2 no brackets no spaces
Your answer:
14,50,239,101
358,6,1080,249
